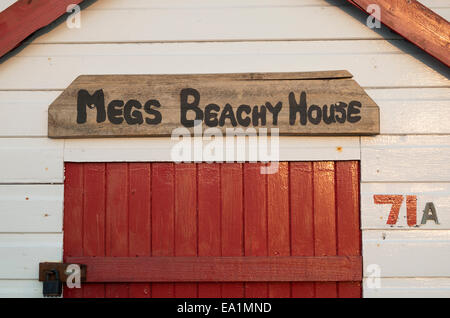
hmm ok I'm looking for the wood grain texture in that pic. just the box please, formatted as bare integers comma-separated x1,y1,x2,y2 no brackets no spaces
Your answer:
366,88,450,135
47,71,379,138
174,164,197,297
361,135,450,182
4,0,446,13
2,88,448,138
66,256,363,282
221,163,245,297
363,230,450,277
244,163,268,297
82,163,105,298
363,278,450,298
290,162,315,298
63,162,361,298
0,91,58,137
105,163,129,298
267,162,291,297
362,183,450,229
31,0,400,44
64,136,360,162
63,163,83,298
336,161,361,298
151,163,175,298
0,233,62,279
0,185,63,232
347,0,450,67
313,162,337,297
128,163,151,298
0,138,63,184
1,41,447,91
198,164,222,297
21,0,449,44
0,280,44,298
0,0,84,59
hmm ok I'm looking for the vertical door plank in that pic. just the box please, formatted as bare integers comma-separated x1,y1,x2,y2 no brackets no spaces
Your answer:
290,162,315,298
83,163,106,298
151,163,175,298
63,163,83,298
267,162,291,297
243,163,268,298
129,163,152,298
174,163,198,298
221,163,245,298
336,161,361,298
105,163,129,298
64,161,361,299
313,162,337,298
198,163,222,297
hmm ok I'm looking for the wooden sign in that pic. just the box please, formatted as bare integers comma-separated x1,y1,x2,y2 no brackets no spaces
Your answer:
48,70,379,138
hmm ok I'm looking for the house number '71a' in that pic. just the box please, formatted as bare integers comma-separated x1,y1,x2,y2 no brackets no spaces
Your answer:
373,195,439,227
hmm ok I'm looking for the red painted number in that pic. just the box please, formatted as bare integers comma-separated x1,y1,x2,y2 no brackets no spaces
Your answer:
373,195,417,226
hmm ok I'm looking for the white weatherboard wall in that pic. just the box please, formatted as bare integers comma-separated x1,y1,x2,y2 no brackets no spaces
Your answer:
0,0,449,298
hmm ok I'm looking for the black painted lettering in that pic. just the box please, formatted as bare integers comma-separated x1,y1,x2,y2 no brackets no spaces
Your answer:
144,99,162,125
265,101,282,125
347,101,362,123
77,89,106,124
219,104,238,127
236,105,251,127
107,100,124,125
180,88,203,127
289,91,307,125
421,202,439,225
205,103,220,127
308,105,322,125
334,102,347,123
252,106,267,126
322,104,336,124
124,99,143,125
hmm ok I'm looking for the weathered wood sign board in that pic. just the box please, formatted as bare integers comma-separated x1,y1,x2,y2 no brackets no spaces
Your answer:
48,70,379,138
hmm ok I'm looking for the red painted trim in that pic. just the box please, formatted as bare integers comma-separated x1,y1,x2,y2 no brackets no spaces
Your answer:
0,0,84,59
347,0,450,67
66,256,363,283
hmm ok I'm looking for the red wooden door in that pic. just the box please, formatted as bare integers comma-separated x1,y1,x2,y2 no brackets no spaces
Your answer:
63,162,361,298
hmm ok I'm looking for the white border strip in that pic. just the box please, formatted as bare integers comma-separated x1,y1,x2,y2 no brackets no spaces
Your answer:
64,136,360,162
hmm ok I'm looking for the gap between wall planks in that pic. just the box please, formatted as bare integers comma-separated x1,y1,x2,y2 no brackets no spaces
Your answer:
347,0,450,67
63,161,361,298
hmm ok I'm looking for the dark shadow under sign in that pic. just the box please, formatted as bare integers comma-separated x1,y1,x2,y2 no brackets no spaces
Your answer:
48,70,380,138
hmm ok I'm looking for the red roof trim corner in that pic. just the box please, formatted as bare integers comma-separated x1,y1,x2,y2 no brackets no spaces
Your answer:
0,0,84,59
347,0,450,67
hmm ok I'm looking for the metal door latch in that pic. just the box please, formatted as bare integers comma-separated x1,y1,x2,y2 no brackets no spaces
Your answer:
39,262,87,297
